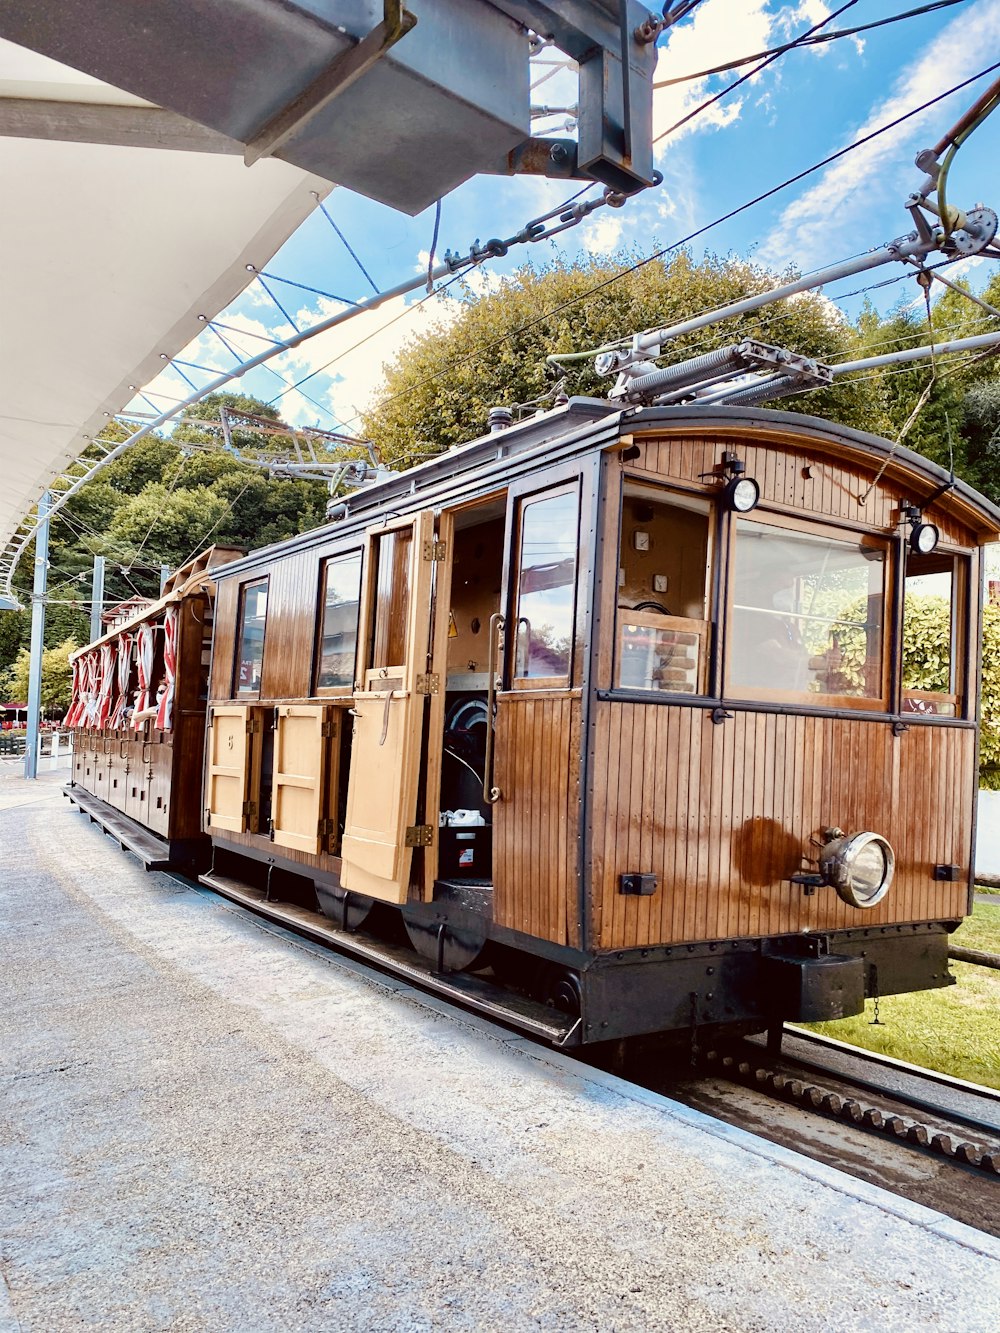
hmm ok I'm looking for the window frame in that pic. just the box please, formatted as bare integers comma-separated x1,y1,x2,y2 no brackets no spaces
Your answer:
233,576,269,700
613,478,716,698
509,479,582,691
312,548,364,698
899,543,970,721
724,508,893,712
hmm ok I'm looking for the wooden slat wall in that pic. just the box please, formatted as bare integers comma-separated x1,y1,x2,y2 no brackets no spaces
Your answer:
210,579,240,698
493,693,582,947
628,433,969,545
590,703,974,950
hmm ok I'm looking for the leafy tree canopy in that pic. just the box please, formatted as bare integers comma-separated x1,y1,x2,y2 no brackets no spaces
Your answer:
361,250,886,462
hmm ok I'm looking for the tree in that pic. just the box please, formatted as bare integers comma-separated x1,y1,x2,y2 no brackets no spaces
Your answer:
361,251,885,462
0,638,78,713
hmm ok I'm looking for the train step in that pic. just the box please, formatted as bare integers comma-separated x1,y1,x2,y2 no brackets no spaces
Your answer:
63,785,172,870
198,870,581,1048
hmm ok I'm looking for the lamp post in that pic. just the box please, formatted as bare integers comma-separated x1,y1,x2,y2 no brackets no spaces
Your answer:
24,491,51,780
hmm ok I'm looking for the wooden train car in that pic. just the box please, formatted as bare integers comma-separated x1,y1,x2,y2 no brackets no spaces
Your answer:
65,545,243,867
64,400,1000,1049
183,400,999,1048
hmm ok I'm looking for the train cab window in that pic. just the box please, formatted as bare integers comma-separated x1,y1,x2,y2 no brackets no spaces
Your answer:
513,486,580,683
616,483,712,694
370,526,412,675
315,551,363,693
728,519,887,706
234,578,268,696
901,550,965,717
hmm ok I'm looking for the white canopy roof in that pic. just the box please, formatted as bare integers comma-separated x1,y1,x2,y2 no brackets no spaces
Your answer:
0,39,327,556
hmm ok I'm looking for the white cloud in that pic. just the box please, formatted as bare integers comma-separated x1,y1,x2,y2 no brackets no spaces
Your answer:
581,211,626,254
758,0,1000,272
272,290,468,430
652,0,777,150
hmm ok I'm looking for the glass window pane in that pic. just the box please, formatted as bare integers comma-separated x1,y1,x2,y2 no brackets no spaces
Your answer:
729,520,885,701
371,527,412,671
515,489,579,679
902,552,959,716
619,621,704,693
236,579,268,695
317,552,362,689
619,483,711,619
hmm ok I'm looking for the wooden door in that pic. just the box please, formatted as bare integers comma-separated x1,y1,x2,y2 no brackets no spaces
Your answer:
205,704,252,833
124,736,148,824
271,704,330,855
146,741,172,837
106,736,128,813
340,510,440,904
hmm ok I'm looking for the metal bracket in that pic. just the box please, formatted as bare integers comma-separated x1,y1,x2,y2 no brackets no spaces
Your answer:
244,1,417,167
321,719,337,738
415,673,440,695
242,800,257,822
318,817,336,837
423,541,447,562
405,824,434,847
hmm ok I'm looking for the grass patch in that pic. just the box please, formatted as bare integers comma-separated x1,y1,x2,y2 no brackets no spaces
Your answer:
953,901,1000,954
800,906,1000,1090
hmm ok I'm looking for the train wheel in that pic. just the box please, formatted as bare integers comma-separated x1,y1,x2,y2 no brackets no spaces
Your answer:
401,907,487,973
536,964,582,1016
315,884,373,933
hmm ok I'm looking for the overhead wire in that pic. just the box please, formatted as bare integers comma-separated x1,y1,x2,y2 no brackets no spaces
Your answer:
654,0,968,87
325,60,1000,433
652,0,858,145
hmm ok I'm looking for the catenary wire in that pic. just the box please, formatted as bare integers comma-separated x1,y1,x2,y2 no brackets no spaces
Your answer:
653,0,858,145
324,61,1000,433
654,0,968,88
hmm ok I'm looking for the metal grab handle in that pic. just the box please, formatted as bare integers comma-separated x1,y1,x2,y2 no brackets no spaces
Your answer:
119,738,129,759
483,613,505,805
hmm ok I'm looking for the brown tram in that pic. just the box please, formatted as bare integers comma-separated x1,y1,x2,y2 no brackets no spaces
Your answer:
66,402,1000,1048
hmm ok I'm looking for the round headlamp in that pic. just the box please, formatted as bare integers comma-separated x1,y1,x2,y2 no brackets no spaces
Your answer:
818,830,895,909
910,522,939,555
722,475,760,512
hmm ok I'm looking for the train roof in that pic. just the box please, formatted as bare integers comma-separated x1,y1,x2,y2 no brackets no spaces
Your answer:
212,399,1000,577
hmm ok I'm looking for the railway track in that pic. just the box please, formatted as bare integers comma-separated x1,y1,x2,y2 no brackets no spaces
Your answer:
168,865,1000,1237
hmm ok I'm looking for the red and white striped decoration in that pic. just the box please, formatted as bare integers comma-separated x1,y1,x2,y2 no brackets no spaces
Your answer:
155,607,178,730
133,623,155,728
110,633,133,729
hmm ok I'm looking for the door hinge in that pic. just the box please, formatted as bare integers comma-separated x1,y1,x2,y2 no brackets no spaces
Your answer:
415,673,440,695
246,716,260,734
405,824,434,847
318,817,336,837
321,719,337,738
423,540,447,561
242,799,257,821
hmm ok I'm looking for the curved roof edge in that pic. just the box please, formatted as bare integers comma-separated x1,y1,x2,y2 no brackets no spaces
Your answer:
627,404,1000,538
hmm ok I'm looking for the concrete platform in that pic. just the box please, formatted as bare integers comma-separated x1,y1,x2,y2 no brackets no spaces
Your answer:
3,769,1000,1332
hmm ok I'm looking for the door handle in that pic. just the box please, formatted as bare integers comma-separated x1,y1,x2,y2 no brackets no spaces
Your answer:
483,612,504,805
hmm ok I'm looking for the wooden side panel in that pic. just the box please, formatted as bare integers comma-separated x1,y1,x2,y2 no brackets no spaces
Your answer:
209,580,240,698
493,693,581,946
271,704,328,856
590,702,974,950
341,511,435,904
625,432,976,546
206,705,251,832
260,550,322,700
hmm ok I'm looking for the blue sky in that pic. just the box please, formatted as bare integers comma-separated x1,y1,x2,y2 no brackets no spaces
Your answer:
136,0,1000,436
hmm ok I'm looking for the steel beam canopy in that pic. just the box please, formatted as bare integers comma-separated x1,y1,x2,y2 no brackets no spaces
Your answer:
0,1,658,214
